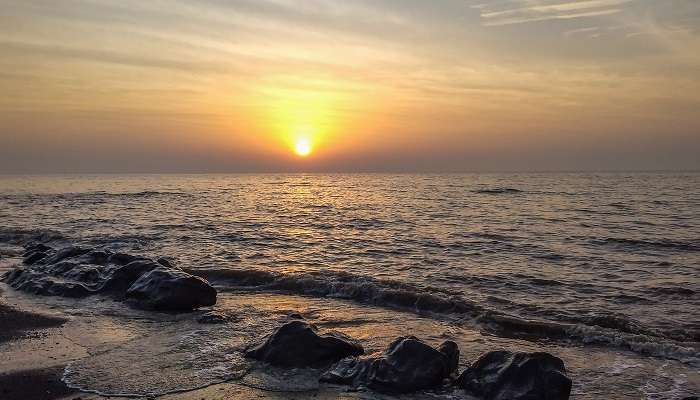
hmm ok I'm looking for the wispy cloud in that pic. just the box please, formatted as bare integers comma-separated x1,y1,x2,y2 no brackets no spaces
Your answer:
474,0,632,26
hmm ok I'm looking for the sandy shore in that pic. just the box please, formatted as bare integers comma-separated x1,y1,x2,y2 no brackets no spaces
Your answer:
0,299,77,400
0,290,367,400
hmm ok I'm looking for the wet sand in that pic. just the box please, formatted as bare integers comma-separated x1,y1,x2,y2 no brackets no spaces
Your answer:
0,292,364,400
0,300,77,400
0,302,67,343
0,366,77,400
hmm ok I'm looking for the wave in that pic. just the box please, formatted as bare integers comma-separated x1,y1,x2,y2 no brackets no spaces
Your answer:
186,267,699,365
593,237,700,252
0,191,193,203
473,188,522,194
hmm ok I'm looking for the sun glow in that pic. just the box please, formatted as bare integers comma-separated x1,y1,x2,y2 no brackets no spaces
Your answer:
294,137,312,157
246,74,364,158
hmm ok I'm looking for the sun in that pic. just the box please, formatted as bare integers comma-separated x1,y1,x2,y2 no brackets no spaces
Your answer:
294,138,312,157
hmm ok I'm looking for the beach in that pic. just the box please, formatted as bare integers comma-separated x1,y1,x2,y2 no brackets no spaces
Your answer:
0,173,698,399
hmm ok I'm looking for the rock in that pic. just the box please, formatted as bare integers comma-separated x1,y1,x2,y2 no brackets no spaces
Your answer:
108,252,142,266
246,320,364,367
42,246,90,265
156,257,175,269
100,260,159,294
321,336,457,394
23,251,47,265
22,243,52,257
3,262,94,298
2,243,217,312
76,250,111,265
126,268,217,311
439,340,460,377
457,350,571,400
320,356,368,386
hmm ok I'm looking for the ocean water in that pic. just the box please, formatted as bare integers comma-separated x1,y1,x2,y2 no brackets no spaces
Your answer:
0,173,698,399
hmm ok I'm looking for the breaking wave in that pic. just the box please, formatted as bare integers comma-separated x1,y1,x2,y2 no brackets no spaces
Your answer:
188,267,700,366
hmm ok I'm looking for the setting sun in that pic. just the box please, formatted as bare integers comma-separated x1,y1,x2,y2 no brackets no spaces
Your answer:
294,138,312,157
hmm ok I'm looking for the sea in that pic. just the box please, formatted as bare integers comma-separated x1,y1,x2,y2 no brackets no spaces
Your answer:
0,173,698,399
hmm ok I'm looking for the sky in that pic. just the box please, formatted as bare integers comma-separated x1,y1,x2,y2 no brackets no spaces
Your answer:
1,0,699,173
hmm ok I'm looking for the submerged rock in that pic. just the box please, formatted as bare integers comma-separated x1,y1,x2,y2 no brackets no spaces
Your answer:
321,336,458,394
457,350,572,400
2,244,217,312
246,320,364,367
126,268,216,311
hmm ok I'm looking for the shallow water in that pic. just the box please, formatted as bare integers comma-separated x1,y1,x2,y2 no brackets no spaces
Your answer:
1,173,698,398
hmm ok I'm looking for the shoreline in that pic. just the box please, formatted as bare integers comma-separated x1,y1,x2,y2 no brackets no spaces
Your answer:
0,291,364,400
0,239,697,399
0,299,77,400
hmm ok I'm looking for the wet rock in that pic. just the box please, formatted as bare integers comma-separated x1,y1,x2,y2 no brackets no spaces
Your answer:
439,340,460,377
108,252,142,266
246,320,364,367
22,243,52,257
156,257,175,269
321,336,457,393
3,263,94,298
2,243,217,312
457,350,572,400
126,268,217,311
100,260,159,294
76,250,111,265
23,251,47,265
42,246,90,265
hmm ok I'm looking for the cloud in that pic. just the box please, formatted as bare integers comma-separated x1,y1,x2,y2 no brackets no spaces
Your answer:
473,0,632,26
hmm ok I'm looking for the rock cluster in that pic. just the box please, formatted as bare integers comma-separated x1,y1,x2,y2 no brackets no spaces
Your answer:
248,320,572,399
2,243,216,312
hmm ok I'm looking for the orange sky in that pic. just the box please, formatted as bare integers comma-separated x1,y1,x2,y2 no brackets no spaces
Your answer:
1,0,699,172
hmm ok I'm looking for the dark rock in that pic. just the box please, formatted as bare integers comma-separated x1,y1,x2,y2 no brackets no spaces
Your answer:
42,246,90,265
23,251,47,265
22,243,52,257
246,320,363,367
63,265,102,284
46,281,92,298
5,267,92,298
321,336,457,394
108,252,142,266
438,340,460,377
77,250,111,265
320,356,368,386
100,260,159,294
457,350,571,400
2,244,217,313
126,268,217,311
156,257,175,269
